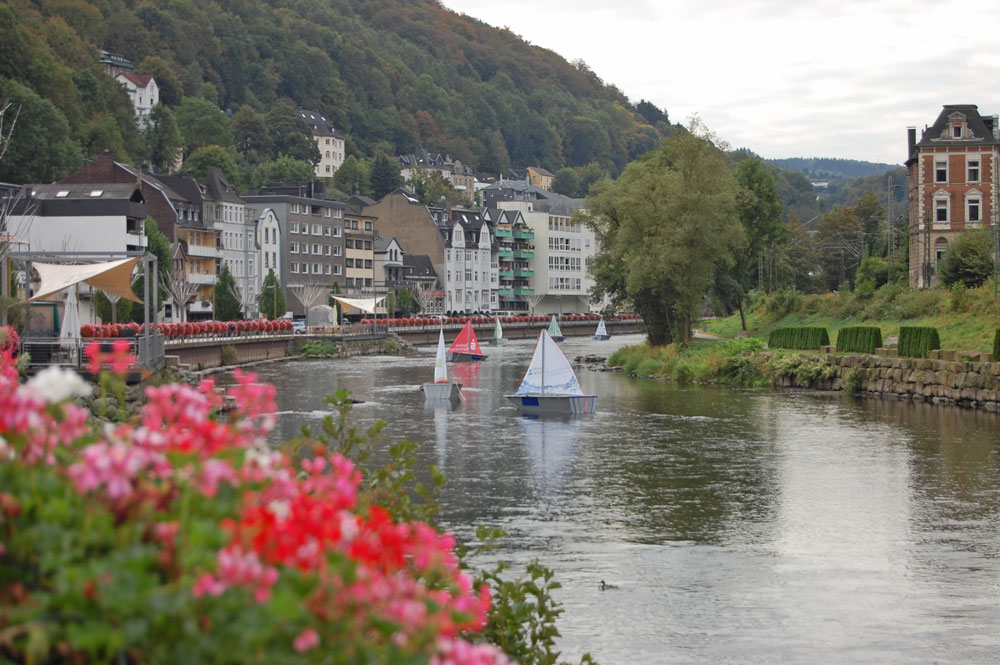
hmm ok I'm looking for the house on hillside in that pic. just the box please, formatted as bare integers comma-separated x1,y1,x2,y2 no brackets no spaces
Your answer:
907,104,1000,287
98,48,134,78
398,147,476,204
115,72,158,128
298,108,345,179
526,166,554,191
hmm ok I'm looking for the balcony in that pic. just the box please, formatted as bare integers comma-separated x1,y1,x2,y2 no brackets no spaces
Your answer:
494,227,512,238
514,268,534,278
499,288,513,297
187,244,221,259
188,273,216,285
498,249,513,259
513,250,534,259
498,267,513,277
513,229,534,240
514,287,535,296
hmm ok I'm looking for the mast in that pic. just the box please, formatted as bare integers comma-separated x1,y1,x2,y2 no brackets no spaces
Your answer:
541,330,546,394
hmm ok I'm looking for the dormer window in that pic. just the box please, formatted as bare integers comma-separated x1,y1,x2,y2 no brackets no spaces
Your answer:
953,124,962,138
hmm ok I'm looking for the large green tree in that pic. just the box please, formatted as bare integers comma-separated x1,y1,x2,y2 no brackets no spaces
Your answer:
174,97,232,157
184,145,243,191
214,264,241,321
370,151,403,201
727,156,785,329
266,99,320,165
144,103,182,172
0,78,82,183
332,154,369,195
258,268,285,320
585,130,742,344
251,156,314,190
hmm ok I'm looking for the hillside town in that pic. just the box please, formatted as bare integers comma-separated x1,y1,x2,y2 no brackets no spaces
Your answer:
1,48,601,326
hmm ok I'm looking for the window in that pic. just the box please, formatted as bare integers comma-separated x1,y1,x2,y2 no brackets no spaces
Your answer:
968,198,981,222
324,209,331,218
271,252,276,267
968,159,980,182
364,260,372,268
313,244,320,255
290,262,298,273
953,124,962,138
264,253,269,268
324,245,331,256
333,265,342,275
364,221,372,231
290,222,298,233
312,224,321,235
346,258,354,268
346,239,354,249
313,263,320,274
332,227,342,237
935,160,947,183
291,204,298,213
290,242,298,254
324,225,331,235
364,240,371,250
332,246,342,256
324,264,331,275
936,199,948,223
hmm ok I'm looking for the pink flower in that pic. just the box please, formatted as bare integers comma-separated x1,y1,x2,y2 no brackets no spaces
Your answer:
292,627,319,653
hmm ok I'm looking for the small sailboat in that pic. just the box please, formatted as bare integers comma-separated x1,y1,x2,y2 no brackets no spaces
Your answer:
488,315,506,346
505,329,597,415
547,315,564,342
447,320,488,362
593,317,611,340
423,329,462,402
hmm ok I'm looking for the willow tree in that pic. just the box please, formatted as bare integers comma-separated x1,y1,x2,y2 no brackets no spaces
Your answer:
584,129,742,345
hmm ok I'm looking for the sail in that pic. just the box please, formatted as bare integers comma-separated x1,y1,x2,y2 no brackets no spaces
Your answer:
493,316,503,340
448,321,482,355
547,315,562,337
434,329,448,383
515,330,584,396
595,318,608,336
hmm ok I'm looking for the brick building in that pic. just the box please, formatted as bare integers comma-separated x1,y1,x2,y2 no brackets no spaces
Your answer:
907,105,1000,287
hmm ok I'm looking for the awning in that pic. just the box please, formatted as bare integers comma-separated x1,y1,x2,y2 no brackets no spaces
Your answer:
330,295,385,315
26,257,143,304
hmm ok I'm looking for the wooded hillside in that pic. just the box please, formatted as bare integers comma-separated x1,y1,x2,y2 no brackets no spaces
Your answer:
0,0,677,184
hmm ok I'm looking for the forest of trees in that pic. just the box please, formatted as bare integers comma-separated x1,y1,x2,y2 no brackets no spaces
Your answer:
0,0,678,187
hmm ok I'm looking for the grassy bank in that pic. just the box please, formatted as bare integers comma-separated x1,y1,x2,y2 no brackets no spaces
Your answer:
611,282,1000,385
707,282,1000,352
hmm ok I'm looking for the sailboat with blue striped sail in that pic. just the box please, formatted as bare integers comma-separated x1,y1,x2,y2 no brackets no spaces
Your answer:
505,329,596,415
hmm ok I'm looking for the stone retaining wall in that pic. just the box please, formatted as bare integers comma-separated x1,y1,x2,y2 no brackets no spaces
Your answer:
772,352,1000,411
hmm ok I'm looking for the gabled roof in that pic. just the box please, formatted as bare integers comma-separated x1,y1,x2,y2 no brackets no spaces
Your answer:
403,254,436,278
116,72,154,88
373,236,400,253
916,104,999,148
204,166,243,204
30,183,142,201
527,166,553,177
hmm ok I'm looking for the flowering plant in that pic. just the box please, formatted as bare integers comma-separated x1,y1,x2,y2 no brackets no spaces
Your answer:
0,331,512,664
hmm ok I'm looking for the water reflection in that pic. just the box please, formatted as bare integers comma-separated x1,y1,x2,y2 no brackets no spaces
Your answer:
221,335,1000,665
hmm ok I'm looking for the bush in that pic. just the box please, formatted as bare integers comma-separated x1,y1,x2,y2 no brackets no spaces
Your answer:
219,344,238,365
768,327,830,350
938,228,995,288
836,326,883,354
898,326,941,357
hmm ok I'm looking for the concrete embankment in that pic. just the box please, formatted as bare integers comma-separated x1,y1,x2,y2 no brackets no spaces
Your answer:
767,352,1000,411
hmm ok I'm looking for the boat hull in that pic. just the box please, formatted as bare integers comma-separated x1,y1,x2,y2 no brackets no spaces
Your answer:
448,352,487,362
487,338,506,346
592,334,611,340
549,336,564,342
422,382,462,403
504,393,597,415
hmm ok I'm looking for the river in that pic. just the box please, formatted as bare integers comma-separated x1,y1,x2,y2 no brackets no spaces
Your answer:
234,333,1000,664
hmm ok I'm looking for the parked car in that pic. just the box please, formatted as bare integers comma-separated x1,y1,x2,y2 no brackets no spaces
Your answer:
292,320,306,334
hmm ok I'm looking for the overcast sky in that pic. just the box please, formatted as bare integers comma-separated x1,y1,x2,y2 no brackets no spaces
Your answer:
442,0,1000,165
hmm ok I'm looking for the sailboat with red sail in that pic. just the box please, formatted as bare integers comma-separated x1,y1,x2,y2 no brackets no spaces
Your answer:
447,320,488,362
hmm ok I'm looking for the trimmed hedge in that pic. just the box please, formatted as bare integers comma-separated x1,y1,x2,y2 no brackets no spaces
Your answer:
768,327,830,350
898,326,941,358
836,326,883,354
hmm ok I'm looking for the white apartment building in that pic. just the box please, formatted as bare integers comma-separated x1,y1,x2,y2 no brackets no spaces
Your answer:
441,209,497,313
497,199,599,314
298,108,345,179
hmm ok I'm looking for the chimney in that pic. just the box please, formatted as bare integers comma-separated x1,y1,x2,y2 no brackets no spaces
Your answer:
907,127,917,161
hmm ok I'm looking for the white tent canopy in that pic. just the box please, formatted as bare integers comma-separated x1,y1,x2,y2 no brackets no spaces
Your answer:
26,257,142,304
330,295,385,315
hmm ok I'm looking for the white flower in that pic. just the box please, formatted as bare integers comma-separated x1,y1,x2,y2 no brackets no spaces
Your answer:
26,366,93,403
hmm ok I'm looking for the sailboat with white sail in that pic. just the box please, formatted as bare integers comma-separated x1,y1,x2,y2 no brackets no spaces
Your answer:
505,329,597,415
593,317,611,340
547,315,564,342
422,329,463,402
488,316,506,346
